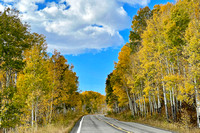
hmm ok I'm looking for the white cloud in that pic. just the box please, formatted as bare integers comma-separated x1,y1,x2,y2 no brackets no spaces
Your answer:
2,0,15,2
15,0,45,12
0,0,150,55
0,4,5,11
117,0,150,6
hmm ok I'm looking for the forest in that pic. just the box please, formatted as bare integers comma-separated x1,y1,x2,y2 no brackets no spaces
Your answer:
106,0,200,129
1,0,200,132
0,8,105,132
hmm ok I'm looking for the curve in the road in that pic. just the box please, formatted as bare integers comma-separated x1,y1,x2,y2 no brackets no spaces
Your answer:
70,115,173,133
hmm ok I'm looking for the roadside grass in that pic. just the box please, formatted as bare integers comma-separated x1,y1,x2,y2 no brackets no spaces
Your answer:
35,112,84,133
106,111,200,133
11,111,85,133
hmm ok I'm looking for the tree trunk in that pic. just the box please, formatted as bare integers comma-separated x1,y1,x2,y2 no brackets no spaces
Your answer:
63,103,67,114
162,80,169,121
6,70,10,88
153,95,157,113
143,96,146,117
140,95,143,117
31,102,34,129
35,98,38,130
125,88,134,116
139,94,142,116
133,94,137,114
194,76,200,128
14,72,17,87
171,64,176,121
160,58,169,121
149,94,153,116
114,101,119,113
170,90,174,120
157,86,161,114
172,87,176,121
49,91,53,123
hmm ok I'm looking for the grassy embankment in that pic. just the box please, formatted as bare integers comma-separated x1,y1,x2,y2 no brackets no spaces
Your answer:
9,111,85,133
35,112,84,133
107,111,200,133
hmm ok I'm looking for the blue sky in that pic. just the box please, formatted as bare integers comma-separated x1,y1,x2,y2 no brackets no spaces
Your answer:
62,0,175,95
0,0,175,95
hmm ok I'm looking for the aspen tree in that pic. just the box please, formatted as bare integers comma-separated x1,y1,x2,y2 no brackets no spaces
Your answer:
0,8,32,130
184,10,200,127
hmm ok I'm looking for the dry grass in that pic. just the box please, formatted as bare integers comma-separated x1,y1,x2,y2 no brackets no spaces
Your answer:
34,114,83,133
107,111,200,133
34,124,69,133
10,112,84,133
133,117,200,133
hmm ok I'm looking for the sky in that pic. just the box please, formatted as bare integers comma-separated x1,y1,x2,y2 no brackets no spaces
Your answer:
0,0,175,95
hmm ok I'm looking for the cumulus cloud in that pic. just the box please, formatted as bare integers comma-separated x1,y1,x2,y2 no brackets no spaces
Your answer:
0,0,150,55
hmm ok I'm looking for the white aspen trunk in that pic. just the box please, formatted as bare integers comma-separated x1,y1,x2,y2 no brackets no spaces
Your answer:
171,63,176,121
140,79,143,116
166,59,173,119
139,97,142,116
139,94,141,116
114,101,119,113
162,80,169,121
122,77,134,116
143,96,146,117
149,94,153,116
140,92,143,117
172,86,176,121
125,88,134,116
160,59,169,121
35,99,38,130
133,95,137,114
153,95,157,113
14,72,17,87
31,102,34,129
11,72,14,86
6,70,10,88
141,97,143,117
157,86,161,113
194,76,200,128
170,90,174,120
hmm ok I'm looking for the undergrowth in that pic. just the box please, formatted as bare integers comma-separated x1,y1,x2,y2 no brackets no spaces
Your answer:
106,111,200,133
9,111,85,133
